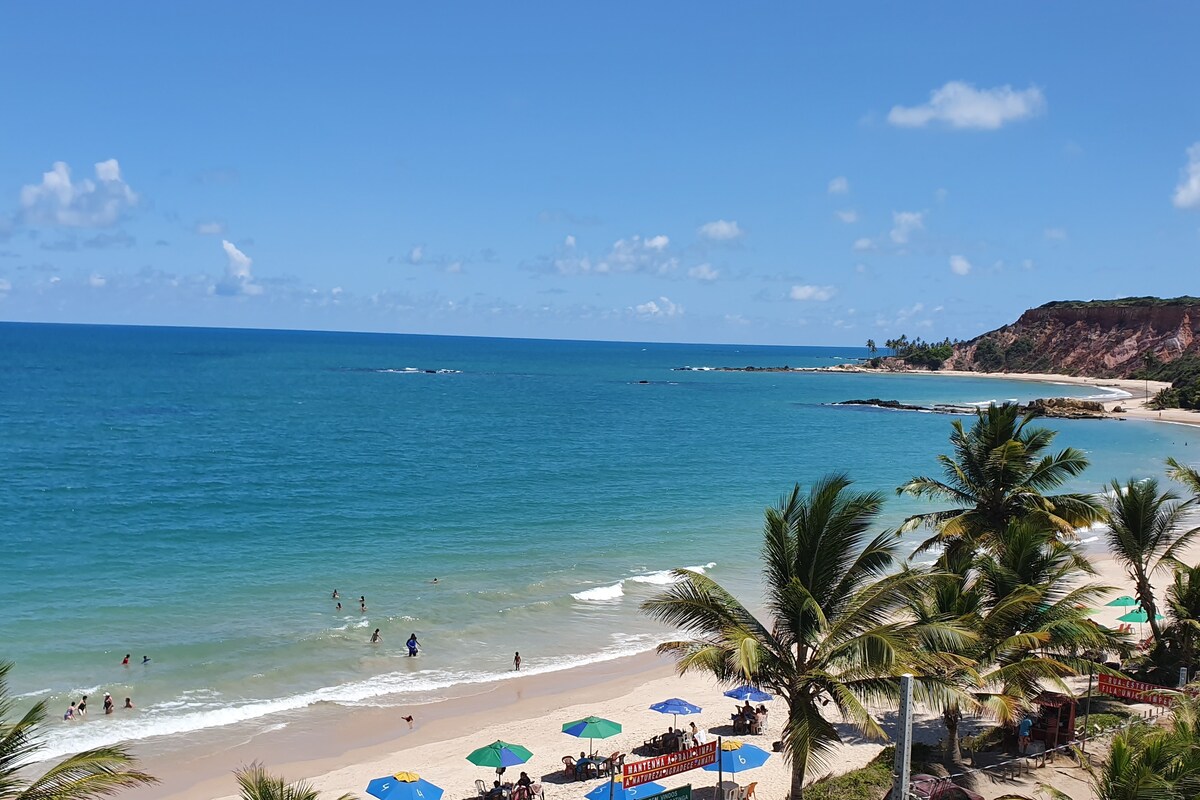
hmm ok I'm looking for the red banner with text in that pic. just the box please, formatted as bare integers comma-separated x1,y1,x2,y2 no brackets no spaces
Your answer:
623,742,718,787
1097,674,1174,707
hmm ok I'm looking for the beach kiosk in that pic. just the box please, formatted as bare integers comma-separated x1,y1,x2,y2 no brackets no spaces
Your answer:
1030,692,1076,750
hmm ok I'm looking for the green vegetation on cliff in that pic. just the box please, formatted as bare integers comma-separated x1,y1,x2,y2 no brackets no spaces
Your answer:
1039,296,1200,309
1139,353,1200,410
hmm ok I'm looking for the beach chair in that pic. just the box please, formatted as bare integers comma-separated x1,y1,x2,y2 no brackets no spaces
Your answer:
743,781,757,800
475,780,488,798
562,756,577,780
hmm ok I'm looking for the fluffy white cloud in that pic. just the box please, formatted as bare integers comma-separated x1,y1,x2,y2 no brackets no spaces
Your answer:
852,237,875,252
687,263,719,282
828,176,849,195
698,219,744,241
550,235,678,276
217,239,263,296
1044,227,1068,241
195,221,225,236
644,234,670,251
949,255,972,275
835,210,858,224
890,211,925,244
564,234,576,248
635,296,682,318
1173,143,1200,209
18,159,138,227
408,245,424,264
888,82,1045,130
790,284,836,301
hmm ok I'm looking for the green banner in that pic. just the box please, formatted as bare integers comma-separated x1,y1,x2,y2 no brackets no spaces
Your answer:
645,785,691,800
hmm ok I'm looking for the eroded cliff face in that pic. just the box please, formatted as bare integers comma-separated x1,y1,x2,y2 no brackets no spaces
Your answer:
944,303,1200,377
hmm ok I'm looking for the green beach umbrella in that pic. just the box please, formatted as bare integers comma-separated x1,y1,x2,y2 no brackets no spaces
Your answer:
562,716,622,757
466,740,533,777
1106,596,1139,607
1117,609,1165,623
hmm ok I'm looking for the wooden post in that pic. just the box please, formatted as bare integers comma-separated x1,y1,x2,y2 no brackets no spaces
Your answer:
892,675,913,800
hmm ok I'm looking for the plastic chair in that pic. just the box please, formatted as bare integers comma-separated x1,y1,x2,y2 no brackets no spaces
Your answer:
562,756,577,780
743,782,757,800
475,780,487,798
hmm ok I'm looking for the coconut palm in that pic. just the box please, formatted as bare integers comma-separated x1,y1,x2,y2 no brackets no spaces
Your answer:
1078,693,1200,800
642,475,965,800
0,661,156,800
1103,478,1199,644
897,403,1102,553
906,521,1119,763
234,763,357,800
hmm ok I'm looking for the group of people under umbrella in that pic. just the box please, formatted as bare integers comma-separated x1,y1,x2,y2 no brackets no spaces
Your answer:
364,685,774,800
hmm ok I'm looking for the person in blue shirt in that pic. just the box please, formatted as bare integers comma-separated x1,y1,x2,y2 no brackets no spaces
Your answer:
406,633,420,657
1017,715,1033,754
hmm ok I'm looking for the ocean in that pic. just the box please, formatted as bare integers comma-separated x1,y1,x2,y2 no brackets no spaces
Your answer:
3,321,1198,760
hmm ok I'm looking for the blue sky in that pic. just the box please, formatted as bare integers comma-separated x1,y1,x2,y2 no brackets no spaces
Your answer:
1,3,1198,345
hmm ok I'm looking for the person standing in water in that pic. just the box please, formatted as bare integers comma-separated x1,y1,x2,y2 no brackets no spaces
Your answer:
142,655,151,664
332,589,339,599
122,654,130,666
370,628,382,644
77,695,88,716
103,693,114,714
64,702,76,721
124,697,134,709
513,651,521,671
336,602,342,611
406,633,420,657
360,596,366,612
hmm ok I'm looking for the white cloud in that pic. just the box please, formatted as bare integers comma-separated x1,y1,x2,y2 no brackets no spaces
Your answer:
564,234,576,248
0,277,12,294
1044,227,1068,241
888,82,1046,130
897,302,924,321
195,221,225,236
890,211,925,244
635,296,682,318
644,234,670,251
217,239,262,296
949,255,972,275
408,245,424,264
789,284,836,301
852,237,875,252
89,273,107,288
1173,143,1200,209
688,263,719,282
698,219,744,241
828,176,849,195
550,235,678,276
835,210,858,223
18,159,138,227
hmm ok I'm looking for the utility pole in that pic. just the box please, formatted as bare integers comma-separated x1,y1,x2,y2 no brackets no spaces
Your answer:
893,674,913,800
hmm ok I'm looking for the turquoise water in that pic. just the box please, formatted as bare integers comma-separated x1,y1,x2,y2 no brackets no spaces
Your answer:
3,322,1199,759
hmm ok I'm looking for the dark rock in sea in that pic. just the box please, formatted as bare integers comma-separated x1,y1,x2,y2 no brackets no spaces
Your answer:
836,398,927,412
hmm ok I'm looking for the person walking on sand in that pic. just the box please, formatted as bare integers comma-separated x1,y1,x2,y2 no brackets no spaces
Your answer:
513,651,521,671
104,693,114,714
1017,714,1033,754
370,628,382,644
406,633,420,657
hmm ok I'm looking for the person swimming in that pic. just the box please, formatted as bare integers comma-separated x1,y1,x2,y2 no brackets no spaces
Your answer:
122,654,130,666
360,596,366,612
332,589,339,599
142,655,151,664
124,697,134,709
406,633,419,656
336,602,342,611
370,628,382,644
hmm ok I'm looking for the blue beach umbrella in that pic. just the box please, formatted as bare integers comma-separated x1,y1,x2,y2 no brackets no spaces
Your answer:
701,741,771,774
584,779,667,800
466,741,533,777
367,772,444,800
649,698,702,726
723,685,773,702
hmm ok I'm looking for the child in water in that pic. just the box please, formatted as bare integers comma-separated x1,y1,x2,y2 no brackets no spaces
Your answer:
407,633,420,656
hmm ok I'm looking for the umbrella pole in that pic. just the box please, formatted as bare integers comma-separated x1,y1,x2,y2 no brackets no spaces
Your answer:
717,735,724,800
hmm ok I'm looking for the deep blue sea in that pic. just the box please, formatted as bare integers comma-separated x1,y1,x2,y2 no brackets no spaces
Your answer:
4,322,1199,759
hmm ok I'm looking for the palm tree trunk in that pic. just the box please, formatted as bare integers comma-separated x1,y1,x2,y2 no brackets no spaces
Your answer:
943,707,963,764
789,757,806,800
1136,573,1164,642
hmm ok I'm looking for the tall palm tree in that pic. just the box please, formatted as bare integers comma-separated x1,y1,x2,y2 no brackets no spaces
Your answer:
897,403,1101,553
234,763,357,800
1077,693,1200,800
865,339,877,356
642,475,965,800
0,661,156,800
1103,478,1198,643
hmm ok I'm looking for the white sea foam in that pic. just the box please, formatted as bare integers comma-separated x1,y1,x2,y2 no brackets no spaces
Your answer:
628,562,716,585
32,633,661,762
571,582,625,602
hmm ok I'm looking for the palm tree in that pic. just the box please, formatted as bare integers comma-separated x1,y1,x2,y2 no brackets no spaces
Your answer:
0,661,156,799
1165,562,1200,673
1077,693,1200,800
897,403,1102,553
1103,478,1198,643
641,475,965,800
865,339,877,356
1168,457,1200,498
234,763,357,800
